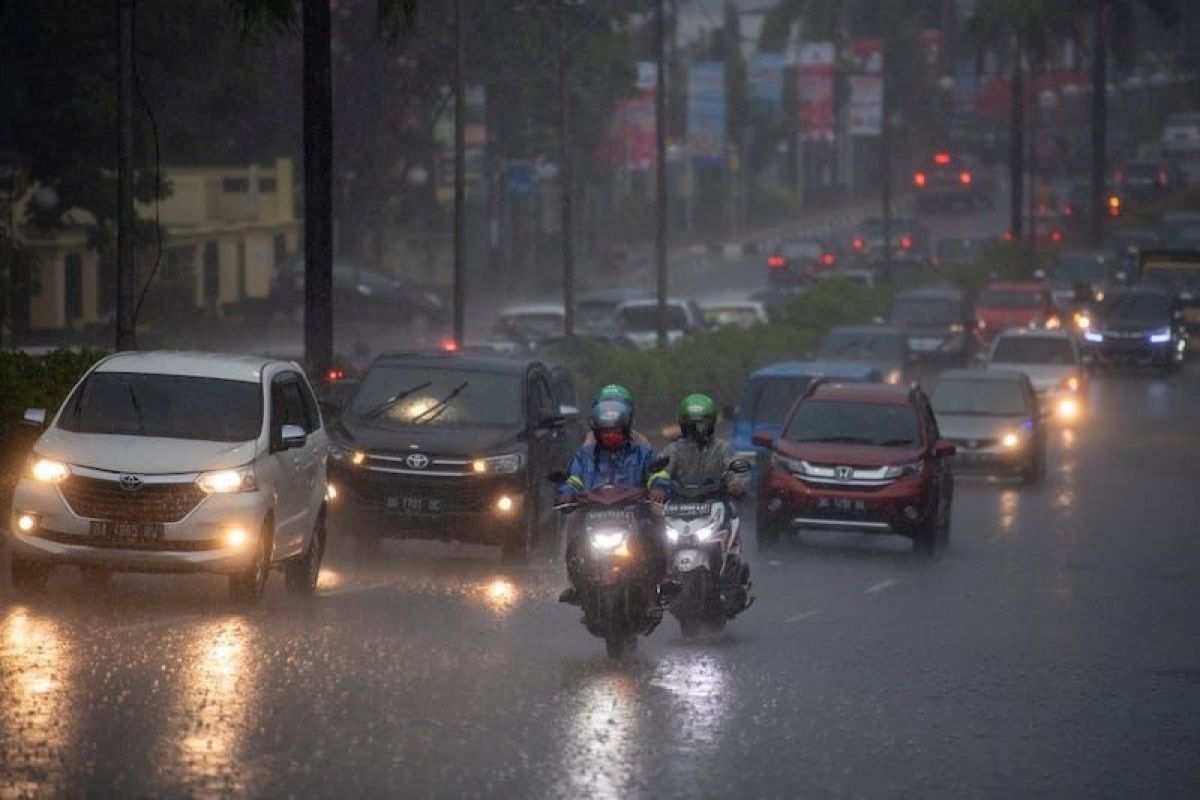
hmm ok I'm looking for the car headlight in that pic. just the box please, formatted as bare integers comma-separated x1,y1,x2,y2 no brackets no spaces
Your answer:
471,452,526,474
1059,375,1080,392
770,452,805,474
882,460,923,479
1044,316,1062,330
1074,312,1091,330
589,529,628,551
1084,330,1103,343
948,323,965,333
1001,431,1022,449
1056,396,1080,421
29,457,69,484
196,466,257,494
883,368,903,385
1148,328,1172,344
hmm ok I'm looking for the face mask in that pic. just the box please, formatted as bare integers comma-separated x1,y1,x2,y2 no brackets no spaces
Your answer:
597,429,626,450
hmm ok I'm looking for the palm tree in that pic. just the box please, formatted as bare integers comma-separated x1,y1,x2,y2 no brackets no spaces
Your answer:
235,0,417,375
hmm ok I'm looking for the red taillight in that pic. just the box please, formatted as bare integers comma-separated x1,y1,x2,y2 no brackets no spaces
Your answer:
1062,204,1074,217
326,368,345,382
767,254,786,269
930,256,941,266
959,171,972,185
1003,230,1014,242
1159,169,1168,185
441,338,459,352
1108,194,1121,217
934,152,951,165
820,252,836,266
900,236,913,250
1050,229,1063,243
853,238,864,252
914,172,927,188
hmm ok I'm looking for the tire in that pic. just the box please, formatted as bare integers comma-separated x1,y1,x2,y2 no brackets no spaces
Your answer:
285,511,326,594
915,497,950,558
11,559,51,592
597,585,634,660
230,520,273,603
79,565,112,590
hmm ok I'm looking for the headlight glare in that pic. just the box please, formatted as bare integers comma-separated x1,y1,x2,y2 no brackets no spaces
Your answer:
196,466,257,494
1001,432,1021,448
472,452,525,474
1084,330,1103,343
30,457,70,484
1149,328,1172,344
590,530,627,551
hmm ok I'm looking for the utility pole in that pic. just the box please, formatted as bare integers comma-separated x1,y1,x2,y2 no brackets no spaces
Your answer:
558,8,574,340
453,0,466,348
880,45,892,281
1009,39,1025,241
655,0,669,347
1090,0,1108,246
116,0,136,351
302,0,333,376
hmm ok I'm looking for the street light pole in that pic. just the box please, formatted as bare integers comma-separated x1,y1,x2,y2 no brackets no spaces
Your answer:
116,0,136,350
558,9,575,340
453,0,466,348
655,0,668,348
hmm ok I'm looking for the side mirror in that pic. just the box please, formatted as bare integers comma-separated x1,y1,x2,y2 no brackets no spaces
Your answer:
22,408,47,428
280,424,307,451
538,412,566,429
728,459,751,474
751,430,775,448
933,440,956,458
546,470,570,485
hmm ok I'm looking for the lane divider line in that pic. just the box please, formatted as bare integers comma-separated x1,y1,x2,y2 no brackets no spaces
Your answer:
864,578,902,595
785,610,821,624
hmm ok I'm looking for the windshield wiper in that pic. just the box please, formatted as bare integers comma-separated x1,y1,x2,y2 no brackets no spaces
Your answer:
799,435,872,444
127,384,145,433
878,438,917,446
410,381,469,424
362,381,432,420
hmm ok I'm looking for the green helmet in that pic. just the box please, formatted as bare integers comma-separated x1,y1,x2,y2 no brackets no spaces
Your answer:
678,393,718,443
594,384,635,412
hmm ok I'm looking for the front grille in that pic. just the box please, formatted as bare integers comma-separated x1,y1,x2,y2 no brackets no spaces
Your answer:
59,476,205,523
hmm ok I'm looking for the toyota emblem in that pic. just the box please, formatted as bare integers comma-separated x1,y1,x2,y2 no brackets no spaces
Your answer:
118,474,144,492
405,453,430,469
834,466,854,481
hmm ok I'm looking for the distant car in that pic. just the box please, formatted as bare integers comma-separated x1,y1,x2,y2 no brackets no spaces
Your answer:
493,304,565,349
753,380,955,557
814,269,877,290
986,329,1087,423
575,288,653,335
271,258,446,330
749,287,802,320
889,286,975,363
615,298,701,349
1060,179,1121,230
1082,287,1187,372
10,352,329,600
326,352,579,561
1045,251,1116,309
974,282,1059,343
850,217,930,263
699,300,768,329
815,325,908,384
767,237,842,288
1105,227,1161,274
1114,161,1184,203
1136,249,1200,349
1160,211,1200,251
1161,111,1200,155
930,369,1045,484
1005,207,1065,250
912,150,994,212
931,237,996,268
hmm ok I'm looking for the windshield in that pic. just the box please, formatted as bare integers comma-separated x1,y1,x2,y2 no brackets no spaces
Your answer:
702,306,761,328
618,305,689,332
931,379,1029,416
1162,224,1200,249
1141,266,1200,293
1100,293,1172,322
1123,164,1160,180
778,240,823,259
890,297,961,326
350,365,522,427
784,401,920,447
937,240,987,260
742,377,810,427
1050,256,1111,285
978,289,1041,310
991,337,1076,365
497,312,562,337
58,373,262,442
817,331,906,361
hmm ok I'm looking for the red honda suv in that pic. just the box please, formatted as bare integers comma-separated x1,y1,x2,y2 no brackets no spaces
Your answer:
753,380,956,557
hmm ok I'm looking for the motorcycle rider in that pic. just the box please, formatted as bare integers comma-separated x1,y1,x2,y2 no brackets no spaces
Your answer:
582,384,650,447
557,398,672,605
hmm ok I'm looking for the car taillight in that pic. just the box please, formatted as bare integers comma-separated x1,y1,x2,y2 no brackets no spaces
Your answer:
1158,169,1168,185
914,172,927,188
441,338,460,352
930,256,941,266
767,254,785,269
820,253,836,266
1108,195,1121,217
1002,230,1014,242
853,238,865,252
1062,204,1074,217
959,171,972,185
900,236,913,250
1050,229,1063,243
326,368,345,382
934,152,951,165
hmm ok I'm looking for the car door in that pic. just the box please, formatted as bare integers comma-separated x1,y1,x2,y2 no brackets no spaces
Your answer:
527,369,564,523
294,375,327,536
269,372,311,557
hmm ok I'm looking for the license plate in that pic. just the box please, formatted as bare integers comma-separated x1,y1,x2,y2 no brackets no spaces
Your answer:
665,502,713,517
90,521,164,543
910,338,942,351
385,496,442,514
816,498,866,512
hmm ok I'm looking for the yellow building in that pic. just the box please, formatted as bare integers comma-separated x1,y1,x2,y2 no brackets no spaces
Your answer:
10,157,300,332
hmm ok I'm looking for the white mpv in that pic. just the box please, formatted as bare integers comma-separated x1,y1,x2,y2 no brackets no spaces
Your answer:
9,351,328,601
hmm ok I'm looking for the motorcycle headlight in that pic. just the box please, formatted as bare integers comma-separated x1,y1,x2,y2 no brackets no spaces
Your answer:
589,529,628,551
882,460,923,479
1149,328,1172,344
1084,330,1104,343
692,523,718,542
471,452,526,474
29,456,70,484
196,466,257,494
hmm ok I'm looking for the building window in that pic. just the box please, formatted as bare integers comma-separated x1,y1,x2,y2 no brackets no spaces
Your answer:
64,253,83,321
222,177,249,193
258,178,277,193
203,242,220,303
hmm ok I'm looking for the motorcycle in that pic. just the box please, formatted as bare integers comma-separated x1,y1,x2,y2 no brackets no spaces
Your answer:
549,470,667,660
663,460,753,638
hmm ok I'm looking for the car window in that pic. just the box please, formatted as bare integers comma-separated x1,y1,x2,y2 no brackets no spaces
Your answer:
349,364,523,428
991,337,1077,365
931,379,1030,416
784,400,921,447
818,331,906,361
273,378,309,432
890,297,962,326
618,304,689,332
530,374,556,422
978,289,1042,310
743,377,811,427
779,240,823,259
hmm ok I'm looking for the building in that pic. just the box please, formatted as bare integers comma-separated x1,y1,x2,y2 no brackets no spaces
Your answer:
8,157,300,333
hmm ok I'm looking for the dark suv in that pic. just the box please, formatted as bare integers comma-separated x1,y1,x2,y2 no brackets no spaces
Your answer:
326,352,579,560
754,380,955,557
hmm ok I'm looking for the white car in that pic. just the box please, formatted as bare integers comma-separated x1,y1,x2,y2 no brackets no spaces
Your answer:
615,298,701,349
1161,112,1200,155
985,329,1087,423
699,300,768,329
9,351,328,601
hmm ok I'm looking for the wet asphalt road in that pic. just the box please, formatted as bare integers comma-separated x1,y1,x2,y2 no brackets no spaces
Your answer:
3,362,1199,798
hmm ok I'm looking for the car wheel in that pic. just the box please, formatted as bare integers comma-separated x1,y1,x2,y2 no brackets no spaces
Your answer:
79,565,112,590
285,511,326,594
11,559,51,592
230,520,273,603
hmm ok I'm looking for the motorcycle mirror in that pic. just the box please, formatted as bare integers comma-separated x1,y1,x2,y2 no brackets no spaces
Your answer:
728,459,751,474
546,470,569,484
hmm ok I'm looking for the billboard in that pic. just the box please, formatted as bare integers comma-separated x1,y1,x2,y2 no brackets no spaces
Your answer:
848,39,883,136
798,42,835,142
750,53,786,113
687,61,727,164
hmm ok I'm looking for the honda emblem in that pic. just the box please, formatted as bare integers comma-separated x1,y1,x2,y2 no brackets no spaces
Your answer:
834,466,854,481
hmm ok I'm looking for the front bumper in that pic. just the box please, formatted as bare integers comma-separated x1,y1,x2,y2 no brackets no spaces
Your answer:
758,467,932,538
949,443,1033,474
1084,337,1182,366
9,479,269,575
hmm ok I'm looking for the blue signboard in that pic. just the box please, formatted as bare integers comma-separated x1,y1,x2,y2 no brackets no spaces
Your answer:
687,62,727,165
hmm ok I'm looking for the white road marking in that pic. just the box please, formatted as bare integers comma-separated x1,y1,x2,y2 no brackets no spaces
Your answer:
784,610,821,624
864,578,902,595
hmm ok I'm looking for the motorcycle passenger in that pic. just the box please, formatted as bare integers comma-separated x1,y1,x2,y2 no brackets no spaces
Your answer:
557,399,672,605
582,384,650,447
662,394,747,499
